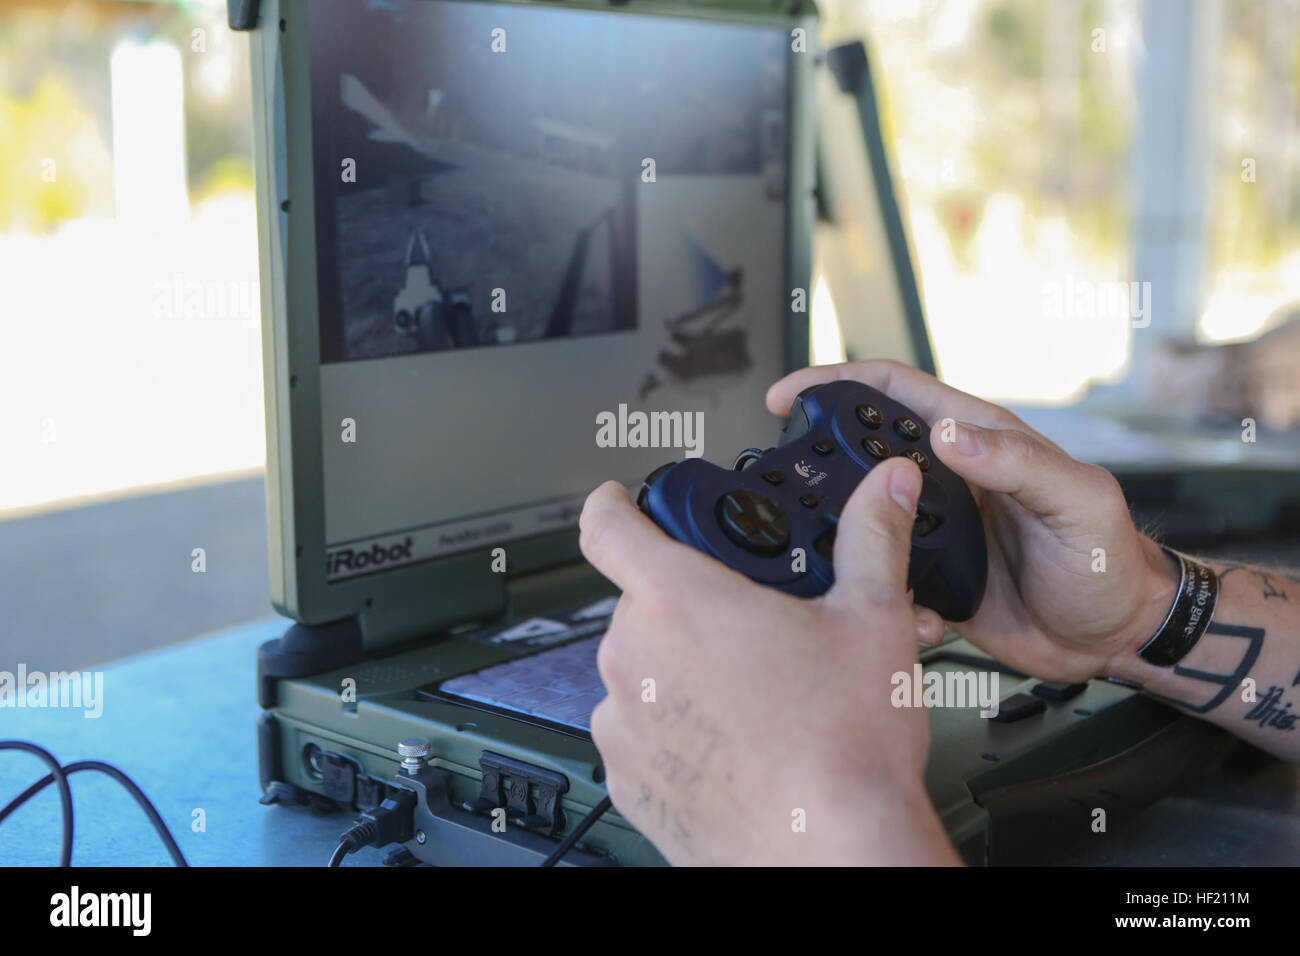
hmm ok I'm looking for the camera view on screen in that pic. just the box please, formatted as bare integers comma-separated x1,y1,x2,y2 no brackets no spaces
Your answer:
309,0,791,581
310,0,787,363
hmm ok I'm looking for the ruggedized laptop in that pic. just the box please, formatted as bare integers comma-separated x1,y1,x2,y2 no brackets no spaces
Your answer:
238,0,1203,866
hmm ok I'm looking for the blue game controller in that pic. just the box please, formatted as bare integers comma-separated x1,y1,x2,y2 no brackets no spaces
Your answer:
636,381,988,621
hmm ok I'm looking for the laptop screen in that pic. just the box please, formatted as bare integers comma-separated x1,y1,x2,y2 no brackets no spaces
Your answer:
306,0,795,582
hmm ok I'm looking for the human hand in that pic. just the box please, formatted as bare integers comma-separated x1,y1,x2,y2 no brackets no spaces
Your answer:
768,360,1179,684
579,457,959,866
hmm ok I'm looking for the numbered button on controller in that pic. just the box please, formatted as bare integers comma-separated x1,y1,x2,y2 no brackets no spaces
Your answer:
902,448,931,471
856,403,884,429
894,416,924,441
862,436,891,460
717,490,790,556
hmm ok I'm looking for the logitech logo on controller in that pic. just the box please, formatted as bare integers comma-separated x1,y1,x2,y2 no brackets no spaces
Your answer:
793,460,827,486
596,404,704,458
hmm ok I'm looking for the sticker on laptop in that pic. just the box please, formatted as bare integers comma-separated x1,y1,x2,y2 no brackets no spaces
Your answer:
468,597,619,650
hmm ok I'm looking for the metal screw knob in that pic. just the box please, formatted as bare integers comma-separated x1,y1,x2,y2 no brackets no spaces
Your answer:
398,738,430,775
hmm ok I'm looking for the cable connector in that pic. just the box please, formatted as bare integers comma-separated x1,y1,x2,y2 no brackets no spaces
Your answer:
328,788,417,866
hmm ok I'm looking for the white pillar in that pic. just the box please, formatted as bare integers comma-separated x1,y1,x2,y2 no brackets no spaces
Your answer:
110,39,190,225
1122,0,1221,394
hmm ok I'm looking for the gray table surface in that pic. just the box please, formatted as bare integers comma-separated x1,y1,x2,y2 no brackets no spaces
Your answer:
0,618,389,867
2,617,1298,866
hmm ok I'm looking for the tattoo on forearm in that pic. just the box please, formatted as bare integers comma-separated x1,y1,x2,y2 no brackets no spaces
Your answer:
1243,685,1298,731
1133,559,1300,727
1145,621,1265,714
1217,564,1294,602
1260,576,1289,601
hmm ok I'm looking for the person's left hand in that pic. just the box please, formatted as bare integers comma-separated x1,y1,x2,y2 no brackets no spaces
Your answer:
579,457,960,866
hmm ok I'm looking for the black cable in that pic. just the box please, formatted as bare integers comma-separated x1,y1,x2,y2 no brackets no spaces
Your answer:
0,751,187,866
328,841,351,867
324,791,610,867
0,741,73,866
326,798,408,866
540,795,612,867
72,761,188,866
0,776,47,827
328,820,377,866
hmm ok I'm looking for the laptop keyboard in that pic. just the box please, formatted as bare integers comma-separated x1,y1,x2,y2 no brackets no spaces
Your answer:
439,635,606,732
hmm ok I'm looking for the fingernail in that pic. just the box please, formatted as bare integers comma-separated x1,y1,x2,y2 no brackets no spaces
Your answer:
889,462,922,512
953,420,983,456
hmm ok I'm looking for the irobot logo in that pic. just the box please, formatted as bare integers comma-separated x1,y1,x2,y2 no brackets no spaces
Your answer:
327,537,415,576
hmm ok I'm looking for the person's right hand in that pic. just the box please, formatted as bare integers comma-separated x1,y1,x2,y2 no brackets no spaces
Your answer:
767,360,1179,684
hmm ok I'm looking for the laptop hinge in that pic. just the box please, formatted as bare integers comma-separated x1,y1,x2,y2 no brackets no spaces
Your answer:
502,560,614,622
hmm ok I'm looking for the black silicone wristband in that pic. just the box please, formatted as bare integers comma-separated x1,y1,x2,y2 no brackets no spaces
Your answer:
1136,548,1219,667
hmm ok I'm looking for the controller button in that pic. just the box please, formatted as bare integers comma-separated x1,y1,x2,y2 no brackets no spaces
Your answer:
761,470,785,486
814,528,835,561
902,448,931,471
855,403,883,429
913,509,942,537
862,436,891,459
717,490,790,556
893,416,924,441
812,439,835,456
637,462,676,512
798,494,821,508
732,448,765,471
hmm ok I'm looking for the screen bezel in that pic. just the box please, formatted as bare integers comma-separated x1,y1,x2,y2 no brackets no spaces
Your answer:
252,0,817,647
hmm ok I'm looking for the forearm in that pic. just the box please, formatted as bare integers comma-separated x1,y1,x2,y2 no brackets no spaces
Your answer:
1108,544,1300,762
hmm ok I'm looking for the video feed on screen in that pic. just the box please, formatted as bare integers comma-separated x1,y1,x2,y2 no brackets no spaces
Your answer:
310,0,793,575
309,0,787,364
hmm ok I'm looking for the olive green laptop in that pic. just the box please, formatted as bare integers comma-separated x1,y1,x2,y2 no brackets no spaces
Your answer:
240,0,1191,866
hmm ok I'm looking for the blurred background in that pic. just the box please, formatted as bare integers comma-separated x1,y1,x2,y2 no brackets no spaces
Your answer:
815,0,1300,422
1,0,1298,670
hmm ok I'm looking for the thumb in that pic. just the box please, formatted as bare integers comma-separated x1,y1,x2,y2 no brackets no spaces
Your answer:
930,419,1113,518
827,457,923,608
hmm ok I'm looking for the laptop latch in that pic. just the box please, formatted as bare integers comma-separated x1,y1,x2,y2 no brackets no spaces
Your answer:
464,751,570,835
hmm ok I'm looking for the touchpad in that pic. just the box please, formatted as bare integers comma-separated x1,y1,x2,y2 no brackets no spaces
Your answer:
436,636,606,733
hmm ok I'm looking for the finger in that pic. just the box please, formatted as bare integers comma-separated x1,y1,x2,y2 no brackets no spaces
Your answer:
589,698,635,792
767,359,1024,432
595,627,635,701
929,420,1117,519
826,456,922,607
914,606,946,647
579,480,712,593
